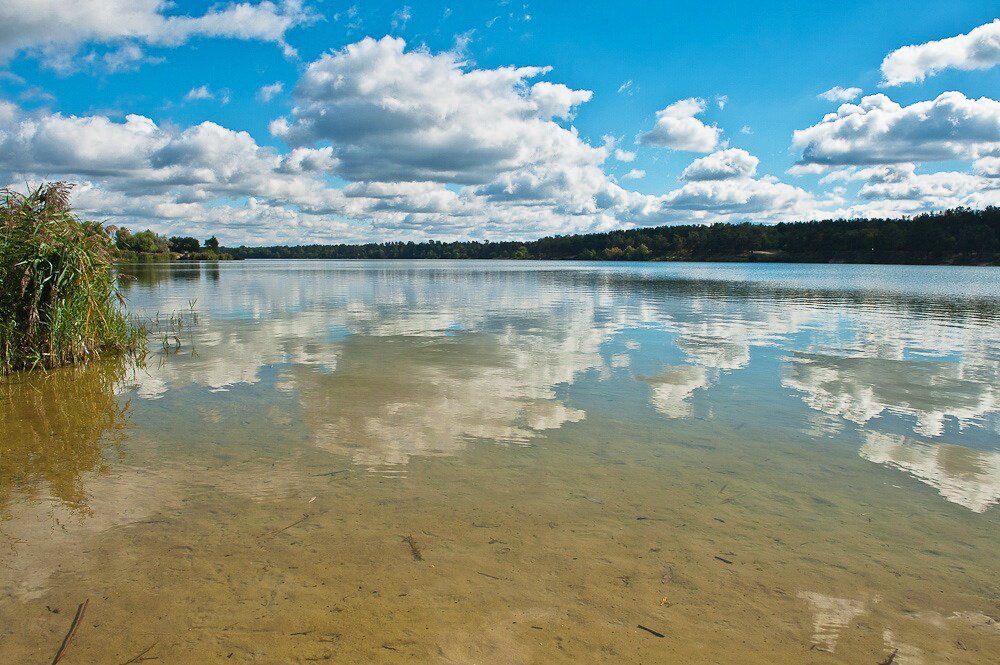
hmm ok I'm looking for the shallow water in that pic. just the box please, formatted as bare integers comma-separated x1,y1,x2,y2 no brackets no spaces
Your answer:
1,260,998,663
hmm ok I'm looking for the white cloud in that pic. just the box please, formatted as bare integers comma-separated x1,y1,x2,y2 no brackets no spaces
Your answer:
818,86,861,102
974,155,1000,177
617,80,633,95
786,163,828,176
257,81,284,102
100,43,159,72
793,92,1000,166
0,103,351,223
715,94,728,110
680,148,758,181
881,19,1000,86
529,81,593,120
614,148,636,162
855,164,1000,208
659,176,814,217
184,85,214,101
0,38,835,242
817,163,1000,216
0,95,820,242
621,169,645,180
274,36,599,188
637,98,721,152
0,0,316,70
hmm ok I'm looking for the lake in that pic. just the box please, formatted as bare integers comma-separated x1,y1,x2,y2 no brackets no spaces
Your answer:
2,260,998,663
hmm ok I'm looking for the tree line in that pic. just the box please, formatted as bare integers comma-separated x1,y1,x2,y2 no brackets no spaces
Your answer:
222,207,1000,265
113,228,232,260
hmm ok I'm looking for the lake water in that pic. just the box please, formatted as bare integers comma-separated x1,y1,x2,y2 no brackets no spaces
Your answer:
1,260,998,663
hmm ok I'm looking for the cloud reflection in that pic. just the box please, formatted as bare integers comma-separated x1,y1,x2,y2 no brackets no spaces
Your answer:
860,432,1000,513
118,265,999,491
783,352,997,437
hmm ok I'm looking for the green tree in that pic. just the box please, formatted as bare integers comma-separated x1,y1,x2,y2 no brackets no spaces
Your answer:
604,246,625,260
115,227,169,254
169,236,200,253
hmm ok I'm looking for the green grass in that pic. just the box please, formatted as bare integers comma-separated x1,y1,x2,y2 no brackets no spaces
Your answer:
0,183,146,374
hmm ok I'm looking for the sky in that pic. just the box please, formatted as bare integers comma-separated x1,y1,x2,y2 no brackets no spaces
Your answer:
0,1,998,245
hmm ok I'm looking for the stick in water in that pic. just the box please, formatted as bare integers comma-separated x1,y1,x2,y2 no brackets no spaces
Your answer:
51,598,89,665
637,624,665,638
120,642,158,664
402,535,423,561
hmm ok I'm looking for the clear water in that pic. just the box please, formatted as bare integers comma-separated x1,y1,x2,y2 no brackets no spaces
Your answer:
2,260,998,663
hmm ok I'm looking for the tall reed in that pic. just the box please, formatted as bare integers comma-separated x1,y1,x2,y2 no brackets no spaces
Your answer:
0,183,145,374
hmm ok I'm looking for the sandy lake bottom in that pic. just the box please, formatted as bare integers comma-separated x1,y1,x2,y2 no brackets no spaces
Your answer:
2,261,998,663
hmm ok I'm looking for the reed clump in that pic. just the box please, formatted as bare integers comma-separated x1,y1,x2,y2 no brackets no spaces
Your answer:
0,183,146,374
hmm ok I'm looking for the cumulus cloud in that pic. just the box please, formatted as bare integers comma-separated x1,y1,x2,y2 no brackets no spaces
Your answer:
881,19,1000,86
273,36,600,189
0,38,829,242
659,176,814,217
817,163,1000,216
614,148,636,162
0,0,316,70
785,163,828,176
680,148,759,181
638,98,721,152
621,169,645,180
792,92,1000,166
257,81,284,102
854,164,1000,208
184,85,214,101
0,98,600,241
0,99,819,242
0,103,353,225
818,86,861,102
974,155,1000,177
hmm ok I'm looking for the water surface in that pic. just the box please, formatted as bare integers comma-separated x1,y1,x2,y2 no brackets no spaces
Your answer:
2,260,998,663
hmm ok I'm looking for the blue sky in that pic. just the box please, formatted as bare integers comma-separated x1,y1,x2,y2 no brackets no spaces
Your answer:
1,1,998,244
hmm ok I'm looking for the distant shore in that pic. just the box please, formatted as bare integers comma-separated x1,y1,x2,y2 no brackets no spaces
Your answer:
220,207,1000,267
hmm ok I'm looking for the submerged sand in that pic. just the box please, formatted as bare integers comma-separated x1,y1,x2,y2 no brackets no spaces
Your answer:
1,261,997,663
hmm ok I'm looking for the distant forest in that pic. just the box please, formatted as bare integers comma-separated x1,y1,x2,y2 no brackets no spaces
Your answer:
225,207,1000,265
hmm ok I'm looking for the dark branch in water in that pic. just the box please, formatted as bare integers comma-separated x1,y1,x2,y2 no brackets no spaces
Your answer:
637,624,665,638
51,598,89,665
119,642,158,664
402,535,423,561
878,649,899,665
313,469,348,477
477,571,504,580
275,513,310,534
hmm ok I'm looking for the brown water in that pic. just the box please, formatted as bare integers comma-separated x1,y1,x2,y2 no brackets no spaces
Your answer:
1,261,998,663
